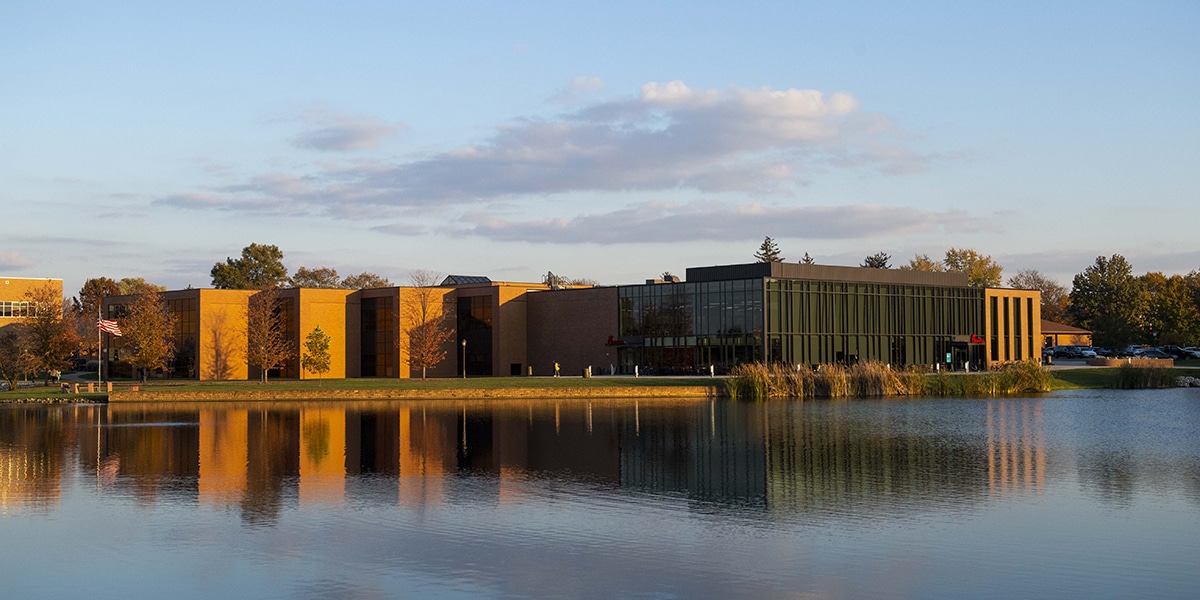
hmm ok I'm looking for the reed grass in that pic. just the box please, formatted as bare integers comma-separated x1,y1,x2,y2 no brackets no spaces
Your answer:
1113,364,1176,389
727,360,1052,401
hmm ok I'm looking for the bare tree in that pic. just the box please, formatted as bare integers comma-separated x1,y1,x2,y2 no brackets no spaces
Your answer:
402,270,455,379
1008,269,1070,323
121,290,177,383
247,289,294,383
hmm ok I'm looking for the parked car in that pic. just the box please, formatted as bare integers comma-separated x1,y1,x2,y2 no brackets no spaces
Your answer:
1135,349,1172,359
1077,347,1097,358
1161,345,1192,359
1184,347,1200,359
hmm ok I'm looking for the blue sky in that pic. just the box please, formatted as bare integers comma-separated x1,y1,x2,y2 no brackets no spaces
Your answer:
2,1,1197,297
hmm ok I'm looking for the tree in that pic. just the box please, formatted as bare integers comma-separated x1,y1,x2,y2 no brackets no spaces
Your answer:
117,277,166,295
211,243,289,290
1070,255,1147,349
301,326,332,384
943,248,1003,287
1141,272,1199,346
21,285,79,384
78,277,120,317
799,253,816,265
402,270,454,379
1008,269,1070,323
290,266,342,288
754,236,784,263
121,290,177,383
861,252,891,269
340,271,392,289
0,326,35,391
74,277,121,356
900,254,946,272
247,288,295,383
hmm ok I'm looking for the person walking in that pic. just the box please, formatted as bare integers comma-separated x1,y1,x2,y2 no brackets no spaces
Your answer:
554,362,560,377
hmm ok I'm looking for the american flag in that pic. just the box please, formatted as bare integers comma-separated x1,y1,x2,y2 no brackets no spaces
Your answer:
97,319,123,336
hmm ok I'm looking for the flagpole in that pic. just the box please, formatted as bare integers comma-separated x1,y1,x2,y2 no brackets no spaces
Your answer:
97,306,103,384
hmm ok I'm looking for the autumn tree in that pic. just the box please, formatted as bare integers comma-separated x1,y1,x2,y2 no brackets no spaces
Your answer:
0,326,35,391
117,277,166,295
121,290,177,383
21,285,79,384
1070,255,1147,349
402,270,454,379
211,243,289,290
290,266,342,288
73,277,121,356
861,252,891,269
301,326,332,384
340,272,392,289
900,253,946,272
754,236,784,263
246,288,294,383
1008,269,1070,323
943,248,1003,287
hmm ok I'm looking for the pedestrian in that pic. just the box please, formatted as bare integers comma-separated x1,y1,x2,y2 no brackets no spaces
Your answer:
554,361,560,377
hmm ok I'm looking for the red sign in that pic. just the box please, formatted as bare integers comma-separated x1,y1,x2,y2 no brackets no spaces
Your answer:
970,334,985,344
606,336,625,346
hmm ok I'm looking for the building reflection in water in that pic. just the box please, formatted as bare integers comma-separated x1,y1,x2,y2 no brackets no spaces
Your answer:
0,396,1086,521
986,399,1045,497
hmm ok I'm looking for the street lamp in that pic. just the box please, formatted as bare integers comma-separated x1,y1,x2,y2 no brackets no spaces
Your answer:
461,339,467,379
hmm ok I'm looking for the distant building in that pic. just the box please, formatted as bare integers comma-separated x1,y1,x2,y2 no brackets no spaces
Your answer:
103,262,1041,380
0,277,63,331
1040,319,1092,348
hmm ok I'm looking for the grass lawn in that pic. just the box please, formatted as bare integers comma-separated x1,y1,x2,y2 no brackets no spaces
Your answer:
1051,366,1200,390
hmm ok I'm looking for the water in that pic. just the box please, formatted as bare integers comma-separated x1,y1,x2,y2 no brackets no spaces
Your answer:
2,390,1199,599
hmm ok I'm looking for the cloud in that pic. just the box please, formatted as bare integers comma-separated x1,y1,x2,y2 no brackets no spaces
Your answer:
449,201,992,244
289,107,400,152
162,81,935,215
370,223,426,236
0,251,35,270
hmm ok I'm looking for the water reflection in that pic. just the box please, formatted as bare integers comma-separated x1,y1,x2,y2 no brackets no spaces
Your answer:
2,393,1199,520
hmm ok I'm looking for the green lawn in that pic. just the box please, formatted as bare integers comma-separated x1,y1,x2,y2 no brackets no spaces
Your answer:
1051,366,1200,390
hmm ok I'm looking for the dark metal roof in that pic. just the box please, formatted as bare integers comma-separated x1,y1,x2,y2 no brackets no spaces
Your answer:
440,275,492,286
685,262,970,287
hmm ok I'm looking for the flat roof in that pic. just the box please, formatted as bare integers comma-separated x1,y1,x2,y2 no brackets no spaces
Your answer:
684,262,970,287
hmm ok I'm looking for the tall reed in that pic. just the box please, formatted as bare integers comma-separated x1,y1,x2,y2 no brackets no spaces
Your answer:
727,359,1051,400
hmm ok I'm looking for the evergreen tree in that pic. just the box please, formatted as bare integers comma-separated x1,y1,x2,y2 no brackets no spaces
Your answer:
799,253,816,265
301,326,332,384
754,236,784,263
861,252,891,269
211,243,290,290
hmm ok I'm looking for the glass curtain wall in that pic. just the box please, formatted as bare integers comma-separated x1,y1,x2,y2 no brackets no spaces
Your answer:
764,279,984,368
617,279,764,375
360,297,396,377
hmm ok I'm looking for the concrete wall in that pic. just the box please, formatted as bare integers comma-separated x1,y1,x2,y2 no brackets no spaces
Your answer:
527,287,619,376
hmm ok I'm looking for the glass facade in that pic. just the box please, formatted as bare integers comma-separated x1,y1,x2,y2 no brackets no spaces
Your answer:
618,279,764,374
167,297,198,378
457,296,493,376
765,279,984,368
361,296,396,377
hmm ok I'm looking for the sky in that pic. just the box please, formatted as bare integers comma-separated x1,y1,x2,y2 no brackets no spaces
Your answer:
2,1,1198,297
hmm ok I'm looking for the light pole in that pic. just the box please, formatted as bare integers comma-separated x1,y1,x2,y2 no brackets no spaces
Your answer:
461,339,467,379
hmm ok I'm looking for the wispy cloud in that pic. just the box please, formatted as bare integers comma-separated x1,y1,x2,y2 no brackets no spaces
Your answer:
0,251,35,270
289,106,400,152
447,201,992,244
159,81,937,215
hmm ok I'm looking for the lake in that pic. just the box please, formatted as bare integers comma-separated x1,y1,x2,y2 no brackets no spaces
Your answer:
2,390,1199,599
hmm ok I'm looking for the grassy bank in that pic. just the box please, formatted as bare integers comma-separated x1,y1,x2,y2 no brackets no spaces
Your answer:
726,360,1056,400
1051,365,1200,390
